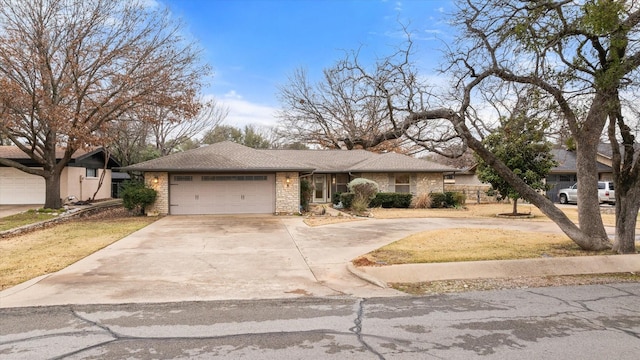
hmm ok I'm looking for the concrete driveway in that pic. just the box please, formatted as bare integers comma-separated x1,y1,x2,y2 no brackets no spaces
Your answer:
0,214,598,308
1,215,411,307
0,205,40,218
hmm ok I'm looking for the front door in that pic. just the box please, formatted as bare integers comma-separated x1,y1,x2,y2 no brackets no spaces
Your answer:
313,174,326,203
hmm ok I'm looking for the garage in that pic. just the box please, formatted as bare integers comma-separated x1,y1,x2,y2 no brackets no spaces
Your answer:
169,173,275,215
0,167,45,205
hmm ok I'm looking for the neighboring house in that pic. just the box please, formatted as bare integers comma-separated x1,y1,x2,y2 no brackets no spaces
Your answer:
120,141,460,215
545,148,613,203
0,147,119,205
444,164,498,204
445,148,616,203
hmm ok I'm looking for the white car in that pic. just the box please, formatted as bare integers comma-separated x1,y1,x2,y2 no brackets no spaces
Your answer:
558,181,615,205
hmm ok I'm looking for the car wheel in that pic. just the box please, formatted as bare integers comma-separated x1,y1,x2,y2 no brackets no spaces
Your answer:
559,194,568,204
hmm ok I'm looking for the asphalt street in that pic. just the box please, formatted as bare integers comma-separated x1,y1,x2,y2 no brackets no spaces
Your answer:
2,283,639,359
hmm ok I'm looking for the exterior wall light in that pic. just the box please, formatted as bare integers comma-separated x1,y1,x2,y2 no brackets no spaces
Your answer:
286,175,291,187
153,176,159,184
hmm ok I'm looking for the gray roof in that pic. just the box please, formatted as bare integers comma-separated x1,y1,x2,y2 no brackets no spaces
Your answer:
262,149,375,172
121,141,314,172
550,149,612,173
347,152,459,172
121,141,461,173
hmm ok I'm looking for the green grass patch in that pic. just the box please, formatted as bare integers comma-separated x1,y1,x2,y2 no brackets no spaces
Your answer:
0,212,60,231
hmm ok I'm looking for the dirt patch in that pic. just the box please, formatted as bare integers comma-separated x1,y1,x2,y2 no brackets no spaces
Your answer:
391,273,640,295
303,216,364,227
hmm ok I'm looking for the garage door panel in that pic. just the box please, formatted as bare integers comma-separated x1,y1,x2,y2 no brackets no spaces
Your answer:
0,167,45,205
169,174,274,215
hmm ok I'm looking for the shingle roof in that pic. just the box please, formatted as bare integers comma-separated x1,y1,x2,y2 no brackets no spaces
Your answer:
262,149,375,172
122,142,461,173
0,146,91,159
121,141,314,172
550,149,612,173
346,152,459,172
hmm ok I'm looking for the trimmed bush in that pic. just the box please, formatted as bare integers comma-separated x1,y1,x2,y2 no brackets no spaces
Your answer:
340,192,355,209
121,180,157,215
300,178,312,212
370,193,413,208
429,191,466,208
332,192,342,205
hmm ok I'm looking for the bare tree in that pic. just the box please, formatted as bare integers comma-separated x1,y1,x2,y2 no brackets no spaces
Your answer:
0,0,208,208
149,97,229,156
277,41,453,155
277,1,640,252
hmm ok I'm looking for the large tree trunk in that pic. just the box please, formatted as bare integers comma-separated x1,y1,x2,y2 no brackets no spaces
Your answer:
512,198,518,215
44,171,62,209
574,142,609,242
613,184,639,254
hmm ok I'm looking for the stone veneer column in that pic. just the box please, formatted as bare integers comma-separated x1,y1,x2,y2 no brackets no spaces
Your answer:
144,172,169,216
275,172,300,214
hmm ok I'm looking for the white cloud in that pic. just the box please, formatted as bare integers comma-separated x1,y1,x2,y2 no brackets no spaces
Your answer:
218,91,280,128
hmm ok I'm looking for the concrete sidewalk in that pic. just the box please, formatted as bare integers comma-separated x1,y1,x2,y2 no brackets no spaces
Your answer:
350,254,640,286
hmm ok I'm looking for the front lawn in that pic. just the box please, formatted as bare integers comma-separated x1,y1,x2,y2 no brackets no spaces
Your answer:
353,228,615,266
0,209,157,290
370,203,633,228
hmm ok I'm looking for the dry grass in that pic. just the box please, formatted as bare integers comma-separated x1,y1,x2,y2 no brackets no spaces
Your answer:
370,203,631,228
392,273,640,295
355,228,614,265
0,215,156,290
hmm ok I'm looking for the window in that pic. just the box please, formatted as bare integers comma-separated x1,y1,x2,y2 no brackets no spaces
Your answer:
202,175,268,181
335,173,349,193
174,175,193,181
395,173,410,193
86,168,97,178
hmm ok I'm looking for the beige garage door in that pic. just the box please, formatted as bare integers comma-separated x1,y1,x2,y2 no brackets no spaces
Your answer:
169,174,275,215
0,167,45,205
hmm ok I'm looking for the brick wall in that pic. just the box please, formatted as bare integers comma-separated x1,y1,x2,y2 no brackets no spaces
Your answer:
275,172,300,214
145,172,169,216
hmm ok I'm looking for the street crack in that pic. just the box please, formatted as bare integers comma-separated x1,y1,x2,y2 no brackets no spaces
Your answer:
350,298,385,359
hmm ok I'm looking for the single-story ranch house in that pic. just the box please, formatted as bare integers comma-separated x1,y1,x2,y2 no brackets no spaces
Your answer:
0,147,119,205
121,141,460,215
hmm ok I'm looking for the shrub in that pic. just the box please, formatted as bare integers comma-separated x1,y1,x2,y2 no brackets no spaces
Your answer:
347,178,379,212
332,192,342,205
370,193,413,208
340,192,355,209
412,193,432,209
121,181,157,215
300,178,312,212
429,192,466,208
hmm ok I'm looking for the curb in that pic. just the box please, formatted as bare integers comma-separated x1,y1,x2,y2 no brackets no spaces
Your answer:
346,262,387,288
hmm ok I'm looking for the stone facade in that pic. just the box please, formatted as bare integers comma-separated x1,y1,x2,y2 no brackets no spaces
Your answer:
359,172,444,196
359,173,391,192
416,173,444,195
275,172,300,214
145,172,169,216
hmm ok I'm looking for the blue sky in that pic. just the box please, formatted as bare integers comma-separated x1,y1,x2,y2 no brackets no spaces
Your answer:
160,0,456,128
